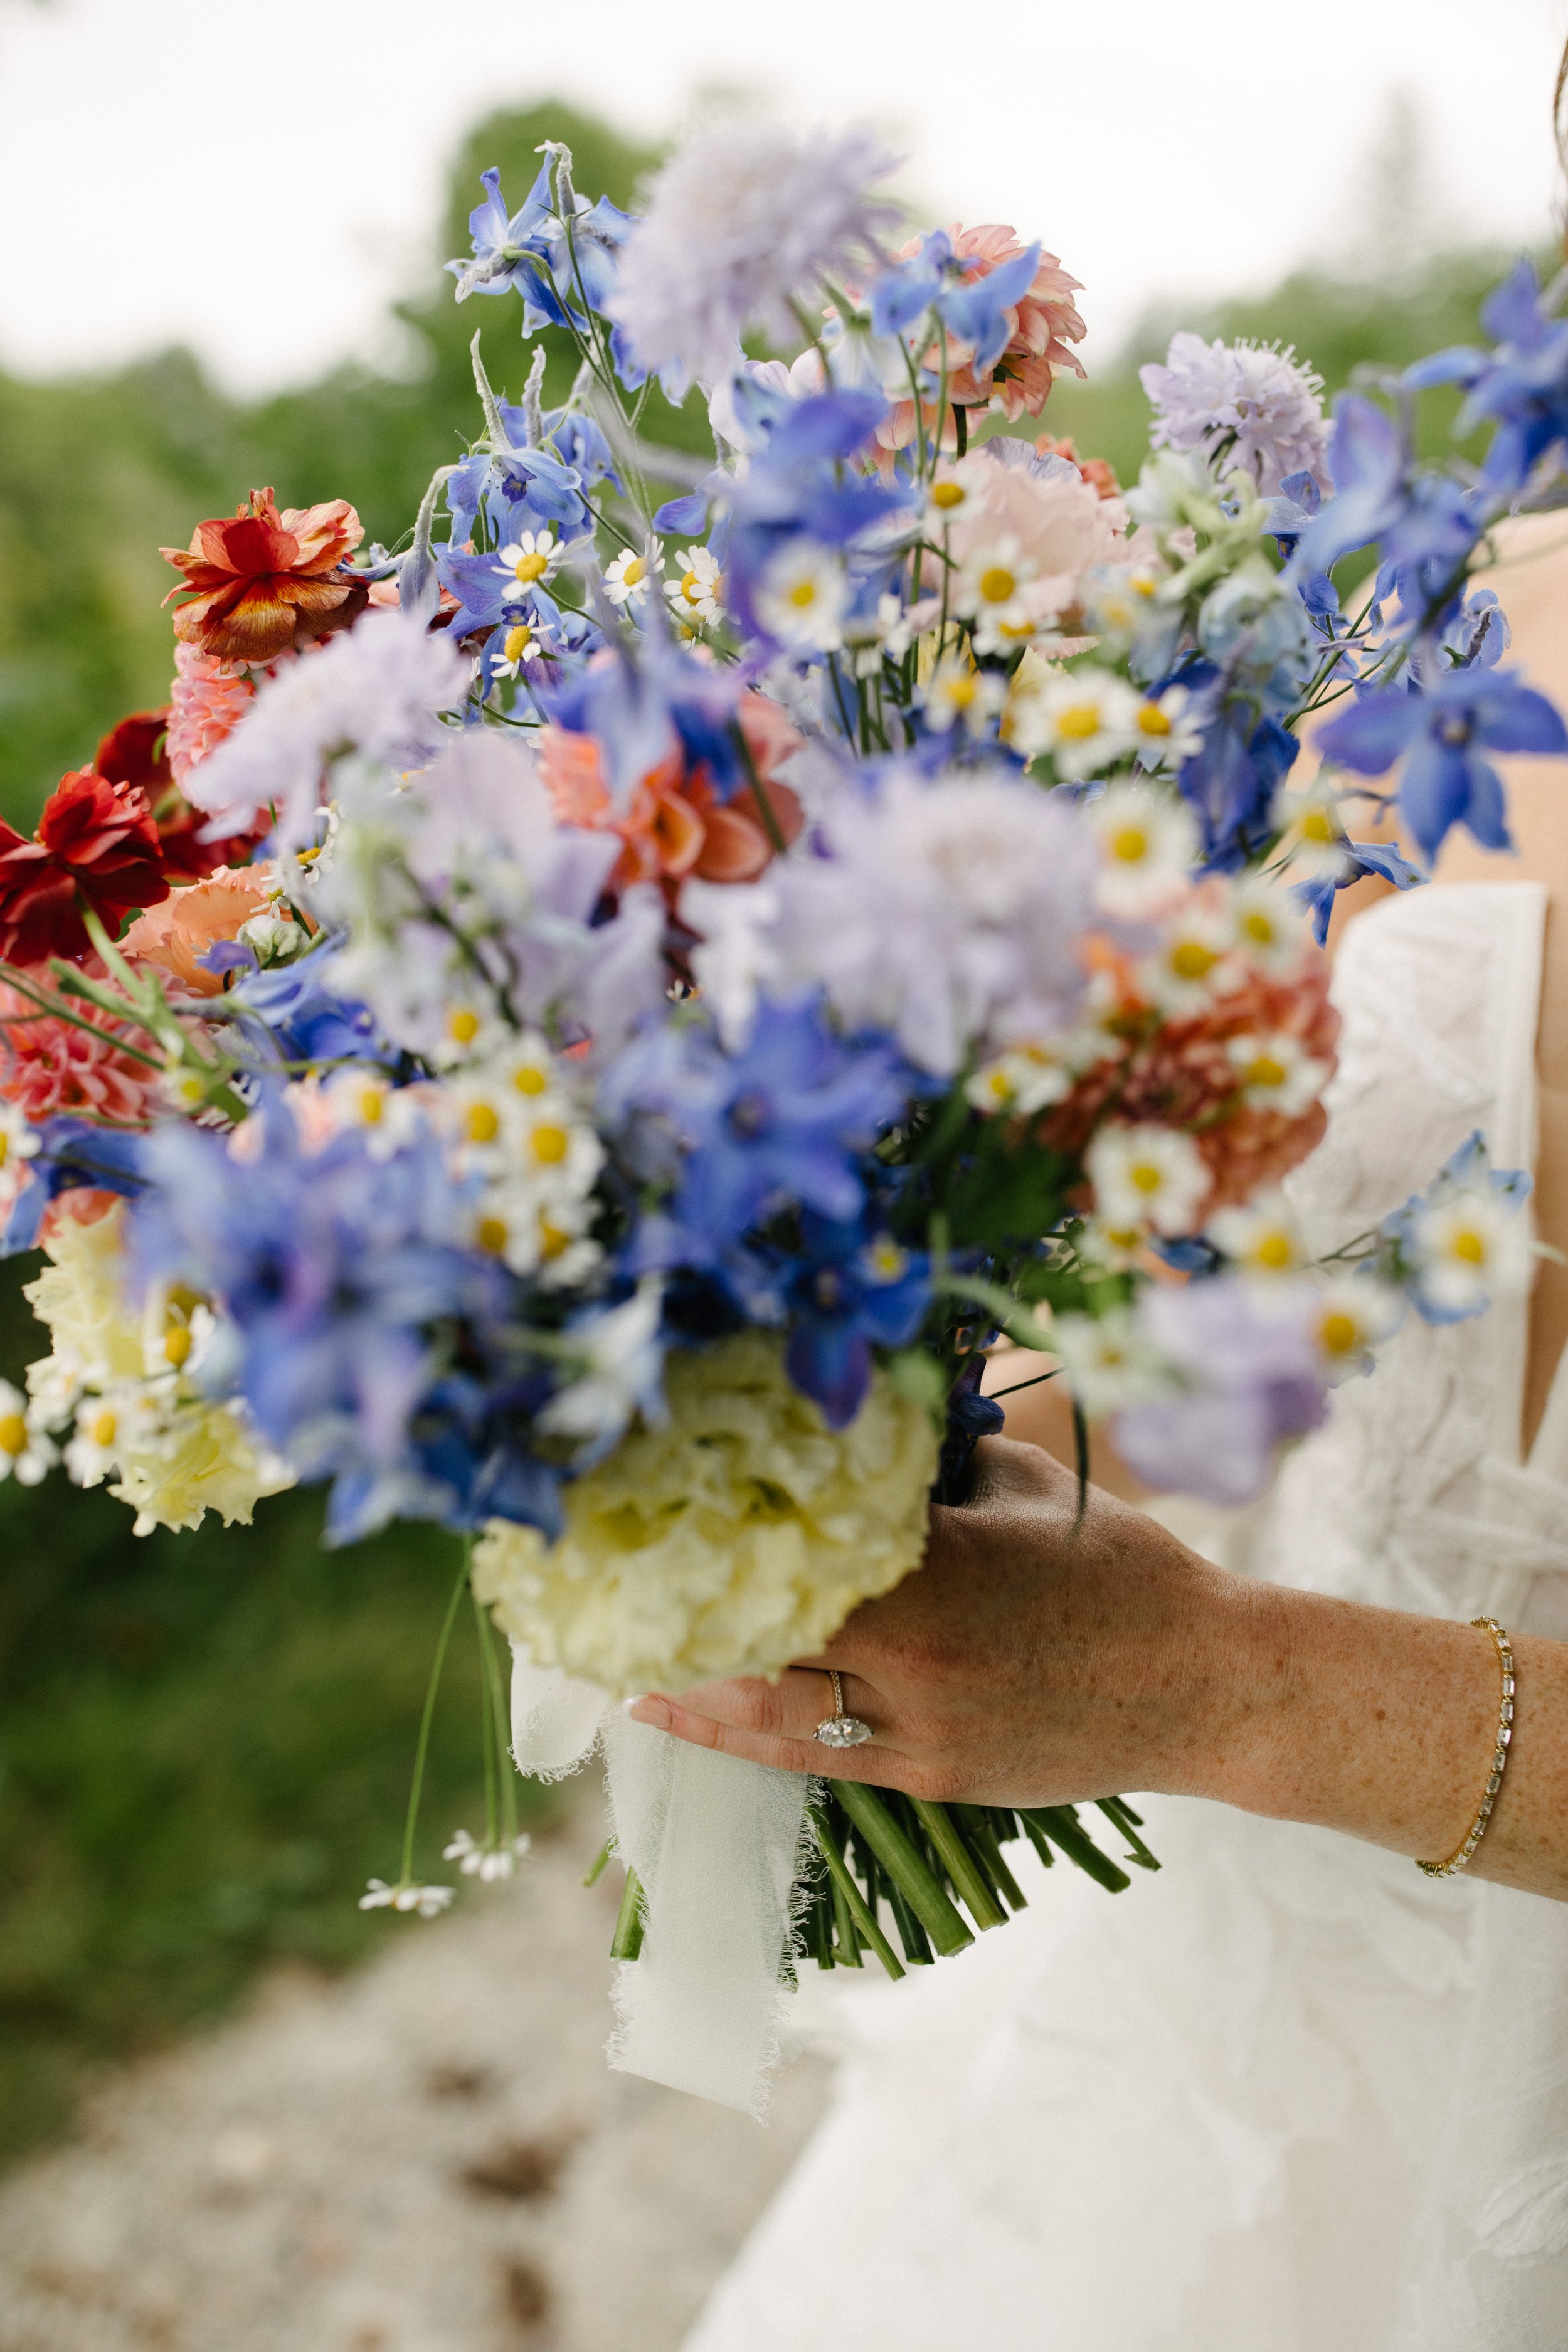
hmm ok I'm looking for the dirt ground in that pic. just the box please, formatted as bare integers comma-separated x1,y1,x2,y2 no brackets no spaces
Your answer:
0,1808,832,2352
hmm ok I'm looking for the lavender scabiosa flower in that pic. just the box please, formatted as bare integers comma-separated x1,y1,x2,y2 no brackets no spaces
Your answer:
1110,1274,1330,1505
1140,332,1331,496
769,766,1098,1078
181,611,469,844
607,120,900,395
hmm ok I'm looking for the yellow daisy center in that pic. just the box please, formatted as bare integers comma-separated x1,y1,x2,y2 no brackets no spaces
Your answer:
1242,910,1278,946
1320,1311,1360,1357
945,674,977,709
978,566,1017,605
787,577,818,610
358,1088,384,1125
164,1325,192,1367
448,1008,480,1046
1451,1227,1487,1265
513,1064,548,1096
539,1219,571,1259
1170,940,1218,982
503,624,533,661
1255,1232,1295,1270
1244,1054,1288,1090
465,1102,501,1145
90,1410,117,1448
1136,702,1171,737
477,1215,509,1256
1054,703,1101,740
931,480,965,510
1110,824,1148,864
1301,807,1336,844
1129,1161,1163,1195
513,549,550,584
531,1124,569,1165
622,555,647,589
0,1412,27,1456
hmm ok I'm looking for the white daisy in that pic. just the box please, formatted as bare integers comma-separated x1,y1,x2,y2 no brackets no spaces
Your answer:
492,618,551,679
1226,877,1308,975
921,657,1005,739
492,529,562,598
1048,1304,1175,1416
1130,684,1204,773
1308,1276,1404,1382
951,536,1039,638
0,1379,54,1486
1225,1031,1331,1117
443,1829,533,1883
1207,1192,1309,1278
1010,665,1143,779
1088,785,1197,918
1136,906,1236,1014
604,538,664,609
755,539,849,652
1086,1123,1210,1237
358,1878,455,1920
1409,1190,1530,1317
664,544,724,627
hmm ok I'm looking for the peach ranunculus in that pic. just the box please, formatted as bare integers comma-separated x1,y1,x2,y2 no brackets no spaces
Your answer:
161,489,368,662
539,692,805,896
876,225,1087,460
120,865,277,999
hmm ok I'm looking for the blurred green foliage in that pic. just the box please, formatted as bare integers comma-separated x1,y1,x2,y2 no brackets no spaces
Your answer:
0,90,1543,2170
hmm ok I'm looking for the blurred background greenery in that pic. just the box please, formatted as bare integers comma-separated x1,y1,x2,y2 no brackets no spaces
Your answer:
0,94,1539,2169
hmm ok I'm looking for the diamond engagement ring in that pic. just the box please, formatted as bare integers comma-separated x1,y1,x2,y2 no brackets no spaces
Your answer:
815,1670,873,1749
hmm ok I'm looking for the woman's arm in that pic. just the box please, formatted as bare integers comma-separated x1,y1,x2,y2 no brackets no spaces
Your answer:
628,1438,1568,1902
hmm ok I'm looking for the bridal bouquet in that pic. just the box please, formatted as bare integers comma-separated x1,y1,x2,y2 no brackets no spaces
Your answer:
3,124,1559,2107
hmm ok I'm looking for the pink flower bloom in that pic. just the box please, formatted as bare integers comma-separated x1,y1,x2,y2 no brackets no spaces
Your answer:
876,223,1086,458
166,642,257,786
0,984,158,1124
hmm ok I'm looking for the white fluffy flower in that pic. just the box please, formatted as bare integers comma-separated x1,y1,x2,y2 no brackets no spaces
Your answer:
1086,1123,1210,1237
183,612,469,844
1140,332,1330,496
607,119,899,393
771,765,1098,1077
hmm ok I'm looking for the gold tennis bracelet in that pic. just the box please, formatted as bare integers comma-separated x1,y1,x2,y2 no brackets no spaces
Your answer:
1417,1617,1516,1879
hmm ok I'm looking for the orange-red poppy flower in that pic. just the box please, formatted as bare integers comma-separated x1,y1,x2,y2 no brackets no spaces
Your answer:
161,488,368,663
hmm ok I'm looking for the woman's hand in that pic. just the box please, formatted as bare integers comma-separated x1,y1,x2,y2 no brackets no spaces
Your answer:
627,1437,1248,1808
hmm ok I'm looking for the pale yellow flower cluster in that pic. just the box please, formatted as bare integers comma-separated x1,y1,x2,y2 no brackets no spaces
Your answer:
472,1331,939,1697
23,1203,294,1537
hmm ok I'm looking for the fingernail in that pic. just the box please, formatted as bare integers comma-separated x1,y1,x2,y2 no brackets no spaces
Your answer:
627,1695,670,1730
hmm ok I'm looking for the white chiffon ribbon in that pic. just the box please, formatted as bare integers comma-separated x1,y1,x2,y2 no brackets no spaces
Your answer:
510,1650,811,2117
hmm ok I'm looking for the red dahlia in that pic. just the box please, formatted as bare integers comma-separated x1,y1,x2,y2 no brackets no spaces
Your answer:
0,769,171,967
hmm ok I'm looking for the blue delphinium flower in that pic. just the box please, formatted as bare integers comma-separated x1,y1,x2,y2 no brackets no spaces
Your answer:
1170,664,1300,869
1290,395,1480,628
721,392,907,644
1292,837,1425,946
132,1103,514,1542
779,1214,931,1428
447,162,566,327
870,230,1042,377
601,997,909,1256
1317,666,1568,864
1406,257,1568,494
226,946,393,1071
1,1116,147,1255
444,446,591,556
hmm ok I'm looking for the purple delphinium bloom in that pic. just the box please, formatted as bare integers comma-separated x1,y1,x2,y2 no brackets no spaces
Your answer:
1172,674,1300,871
600,996,909,1252
1290,395,1480,622
1112,1277,1328,1507
779,1213,931,1428
1316,666,1568,865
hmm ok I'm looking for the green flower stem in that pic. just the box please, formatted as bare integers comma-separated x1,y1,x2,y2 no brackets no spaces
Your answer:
1098,1798,1162,1873
809,1805,904,1982
582,1838,613,1890
958,1806,1029,1912
399,1545,472,1887
833,1782,973,1957
911,1798,1007,1931
610,1865,645,1961
1019,1814,1056,1873
1021,1807,1132,1895
476,1602,517,1842
472,1590,499,1850
882,1873,934,1965
829,1867,864,1967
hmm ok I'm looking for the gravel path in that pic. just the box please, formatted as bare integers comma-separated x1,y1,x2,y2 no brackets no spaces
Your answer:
0,1808,830,2352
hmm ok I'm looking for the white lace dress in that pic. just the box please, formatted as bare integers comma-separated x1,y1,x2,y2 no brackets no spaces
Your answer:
686,881,1568,2352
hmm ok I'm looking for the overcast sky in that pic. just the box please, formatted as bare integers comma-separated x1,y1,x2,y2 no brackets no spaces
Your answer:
1,0,1565,392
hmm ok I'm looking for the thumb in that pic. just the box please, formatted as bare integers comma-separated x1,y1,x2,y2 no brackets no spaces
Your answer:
946,1433,1075,1513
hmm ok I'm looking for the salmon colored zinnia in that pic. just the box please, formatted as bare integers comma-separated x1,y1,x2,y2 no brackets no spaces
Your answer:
161,488,368,663
539,692,805,895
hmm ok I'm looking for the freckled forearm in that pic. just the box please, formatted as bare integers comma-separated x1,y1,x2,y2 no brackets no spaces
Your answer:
1159,1576,1568,1899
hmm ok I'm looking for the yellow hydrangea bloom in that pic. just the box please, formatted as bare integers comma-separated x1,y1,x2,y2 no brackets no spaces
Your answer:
23,1200,295,1537
472,1330,939,1697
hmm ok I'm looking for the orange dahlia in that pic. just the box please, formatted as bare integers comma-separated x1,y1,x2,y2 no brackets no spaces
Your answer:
161,489,368,663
